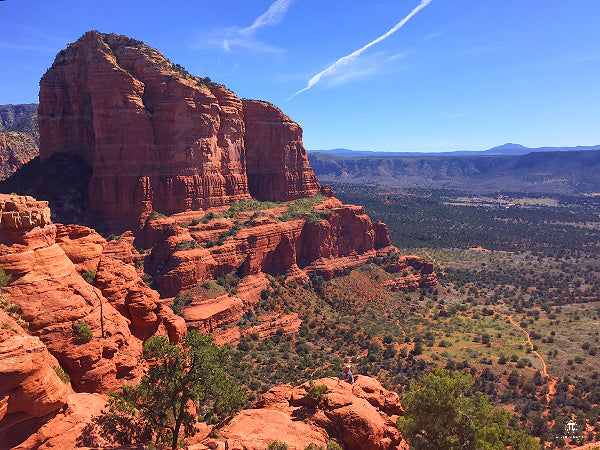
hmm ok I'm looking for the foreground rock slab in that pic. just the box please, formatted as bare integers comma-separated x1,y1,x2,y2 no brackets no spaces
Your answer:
207,376,408,450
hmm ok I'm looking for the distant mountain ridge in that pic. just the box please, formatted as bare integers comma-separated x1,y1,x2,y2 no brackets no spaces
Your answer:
309,149,600,194
310,143,600,157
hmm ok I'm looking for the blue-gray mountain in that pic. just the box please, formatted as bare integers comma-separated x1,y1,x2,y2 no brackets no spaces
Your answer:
309,149,600,194
309,143,600,157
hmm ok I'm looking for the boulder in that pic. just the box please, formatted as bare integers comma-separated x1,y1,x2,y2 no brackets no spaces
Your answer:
208,376,408,450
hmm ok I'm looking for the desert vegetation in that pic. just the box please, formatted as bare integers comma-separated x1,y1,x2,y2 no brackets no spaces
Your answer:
182,183,600,448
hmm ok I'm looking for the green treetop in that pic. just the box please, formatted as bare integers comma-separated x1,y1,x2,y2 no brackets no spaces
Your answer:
105,331,245,449
397,368,540,450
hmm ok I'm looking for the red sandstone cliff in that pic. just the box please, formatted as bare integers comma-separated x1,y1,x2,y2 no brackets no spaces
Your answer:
38,31,319,231
0,194,185,394
243,99,320,201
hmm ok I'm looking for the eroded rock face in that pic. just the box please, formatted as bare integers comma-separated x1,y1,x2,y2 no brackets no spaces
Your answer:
144,198,436,301
243,100,320,201
11,392,107,450
38,31,320,231
0,310,72,449
208,376,408,450
0,194,188,393
39,31,250,230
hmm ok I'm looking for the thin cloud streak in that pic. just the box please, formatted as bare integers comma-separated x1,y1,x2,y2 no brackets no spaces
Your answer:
290,0,433,99
239,0,295,36
221,0,296,51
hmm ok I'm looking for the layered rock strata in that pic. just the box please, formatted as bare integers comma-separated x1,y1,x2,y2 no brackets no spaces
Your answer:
38,31,319,231
0,194,185,393
136,195,435,337
145,196,434,298
0,310,72,449
242,99,320,201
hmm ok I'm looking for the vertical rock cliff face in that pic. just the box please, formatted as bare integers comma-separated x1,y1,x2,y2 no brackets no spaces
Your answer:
38,31,320,231
39,31,250,230
242,99,320,201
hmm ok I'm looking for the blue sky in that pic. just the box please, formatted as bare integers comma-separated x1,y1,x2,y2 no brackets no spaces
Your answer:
1,0,599,152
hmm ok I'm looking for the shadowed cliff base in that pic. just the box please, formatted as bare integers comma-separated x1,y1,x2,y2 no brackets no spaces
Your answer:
0,153,108,233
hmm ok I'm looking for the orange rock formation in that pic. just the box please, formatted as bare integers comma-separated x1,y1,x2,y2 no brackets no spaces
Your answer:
0,194,185,394
38,31,319,231
205,376,408,450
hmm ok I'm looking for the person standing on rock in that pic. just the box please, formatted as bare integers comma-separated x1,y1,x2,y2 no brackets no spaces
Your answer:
341,364,354,384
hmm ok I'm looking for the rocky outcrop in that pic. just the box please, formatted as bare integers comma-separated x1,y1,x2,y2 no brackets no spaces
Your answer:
0,310,72,449
0,194,186,393
10,392,107,450
39,31,250,230
144,197,436,300
243,100,320,201
38,31,320,231
206,376,408,450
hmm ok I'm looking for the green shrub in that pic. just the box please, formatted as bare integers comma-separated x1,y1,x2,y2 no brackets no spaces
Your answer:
148,210,167,220
279,194,327,222
201,212,218,223
221,199,279,219
80,269,96,285
0,297,20,315
304,440,342,450
304,380,329,406
53,365,71,383
0,267,12,287
326,441,343,450
267,441,289,450
141,273,153,286
216,271,241,289
72,320,93,342
171,291,194,316
175,239,200,251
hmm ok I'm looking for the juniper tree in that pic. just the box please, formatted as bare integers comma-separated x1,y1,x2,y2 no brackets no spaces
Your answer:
105,331,245,449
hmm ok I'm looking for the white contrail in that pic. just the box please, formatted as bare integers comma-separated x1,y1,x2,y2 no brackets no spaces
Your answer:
290,0,433,98
240,0,296,36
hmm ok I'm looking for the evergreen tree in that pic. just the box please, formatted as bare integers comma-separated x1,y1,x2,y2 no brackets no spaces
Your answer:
105,331,245,449
397,368,540,450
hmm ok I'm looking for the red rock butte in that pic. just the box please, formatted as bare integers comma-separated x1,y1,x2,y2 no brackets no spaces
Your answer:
38,31,320,231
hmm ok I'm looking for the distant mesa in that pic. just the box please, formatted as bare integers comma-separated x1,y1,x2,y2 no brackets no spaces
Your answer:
308,146,600,194
37,30,320,231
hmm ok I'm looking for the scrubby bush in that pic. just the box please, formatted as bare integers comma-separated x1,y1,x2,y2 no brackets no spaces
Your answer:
304,380,329,406
72,320,93,342
175,239,199,251
0,267,11,287
80,269,96,285
53,365,71,383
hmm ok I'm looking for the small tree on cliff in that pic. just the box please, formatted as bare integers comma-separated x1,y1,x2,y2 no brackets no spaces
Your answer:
105,331,245,449
397,368,540,450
